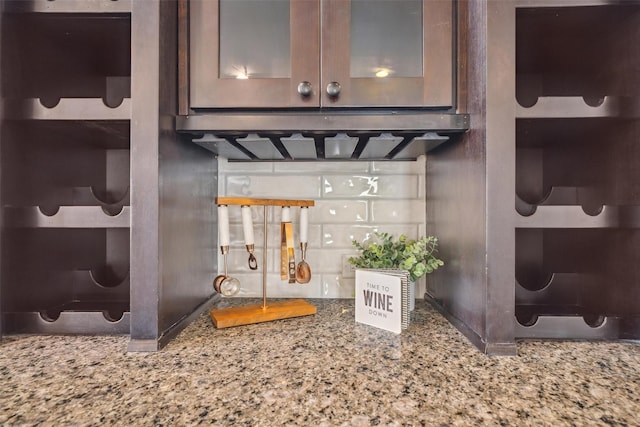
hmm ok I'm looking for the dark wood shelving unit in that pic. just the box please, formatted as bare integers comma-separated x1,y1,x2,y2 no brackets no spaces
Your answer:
426,0,640,355
2,0,637,355
1,0,219,351
513,3,640,340
0,1,132,335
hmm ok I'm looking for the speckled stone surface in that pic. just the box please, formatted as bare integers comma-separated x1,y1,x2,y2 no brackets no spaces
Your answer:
1,299,639,426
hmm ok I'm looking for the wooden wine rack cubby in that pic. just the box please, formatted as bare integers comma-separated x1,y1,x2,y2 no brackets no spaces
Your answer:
425,0,640,355
0,1,132,334
514,2,640,340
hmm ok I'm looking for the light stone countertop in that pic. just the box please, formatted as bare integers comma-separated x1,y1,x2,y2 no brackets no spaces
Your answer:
0,298,639,425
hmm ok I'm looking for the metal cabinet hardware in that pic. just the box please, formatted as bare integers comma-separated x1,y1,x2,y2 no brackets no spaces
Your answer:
326,81,341,97
297,81,313,97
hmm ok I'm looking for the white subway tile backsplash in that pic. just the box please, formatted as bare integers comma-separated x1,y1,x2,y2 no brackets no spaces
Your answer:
274,161,369,173
227,224,250,247
307,248,352,273
322,225,378,248
371,200,426,223
231,273,322,298
226,175,321,199
382,175,420,199
223,248,265,273
269,247,280,275
320,274,356,298
321,224,420,248
231,274,261,297
264,275,322,298
323,175,374,198
313,199,368,223
306,224,323,248
258,224,280,252
224,175,251,195
323,175,418,198
217,158,426,299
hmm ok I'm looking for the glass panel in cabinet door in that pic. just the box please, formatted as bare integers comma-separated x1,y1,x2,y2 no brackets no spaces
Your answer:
350,0,423,79
190,0,320,109
219,0,290,79
321,0,453,108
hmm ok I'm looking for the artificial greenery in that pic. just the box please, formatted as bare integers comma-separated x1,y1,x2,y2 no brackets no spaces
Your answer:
348,232,444,282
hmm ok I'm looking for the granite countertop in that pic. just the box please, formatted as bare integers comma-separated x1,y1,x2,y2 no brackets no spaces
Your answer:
1,298,639,425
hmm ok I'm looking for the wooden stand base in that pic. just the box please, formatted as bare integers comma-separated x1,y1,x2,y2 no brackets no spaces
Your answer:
210,299,317,329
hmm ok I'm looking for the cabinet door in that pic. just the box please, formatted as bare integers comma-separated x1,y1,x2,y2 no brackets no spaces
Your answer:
190,0,320,108
321,0,453,108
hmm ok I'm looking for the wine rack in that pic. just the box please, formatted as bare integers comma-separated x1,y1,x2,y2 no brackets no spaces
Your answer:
1,0,132,334
189,131,452,161
514,3,640,339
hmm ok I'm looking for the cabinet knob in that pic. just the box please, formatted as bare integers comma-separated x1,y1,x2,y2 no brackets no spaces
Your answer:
326,81,341,97
297,81,313,97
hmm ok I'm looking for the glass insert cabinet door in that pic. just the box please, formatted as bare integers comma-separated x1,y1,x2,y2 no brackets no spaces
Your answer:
189,0,453,109
190,0,320,108
323,0,453,108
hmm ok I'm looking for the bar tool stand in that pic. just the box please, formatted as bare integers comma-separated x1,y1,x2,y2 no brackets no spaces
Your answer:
210,197,316,328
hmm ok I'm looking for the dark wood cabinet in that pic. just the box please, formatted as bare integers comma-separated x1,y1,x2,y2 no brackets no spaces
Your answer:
0,2,132,336
188,0,454,109
426,0,640,355
190,0,319,109
512,3,640,341
0,0,218,351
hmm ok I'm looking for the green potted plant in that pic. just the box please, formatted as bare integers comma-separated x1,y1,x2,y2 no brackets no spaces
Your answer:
348,232,444,282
